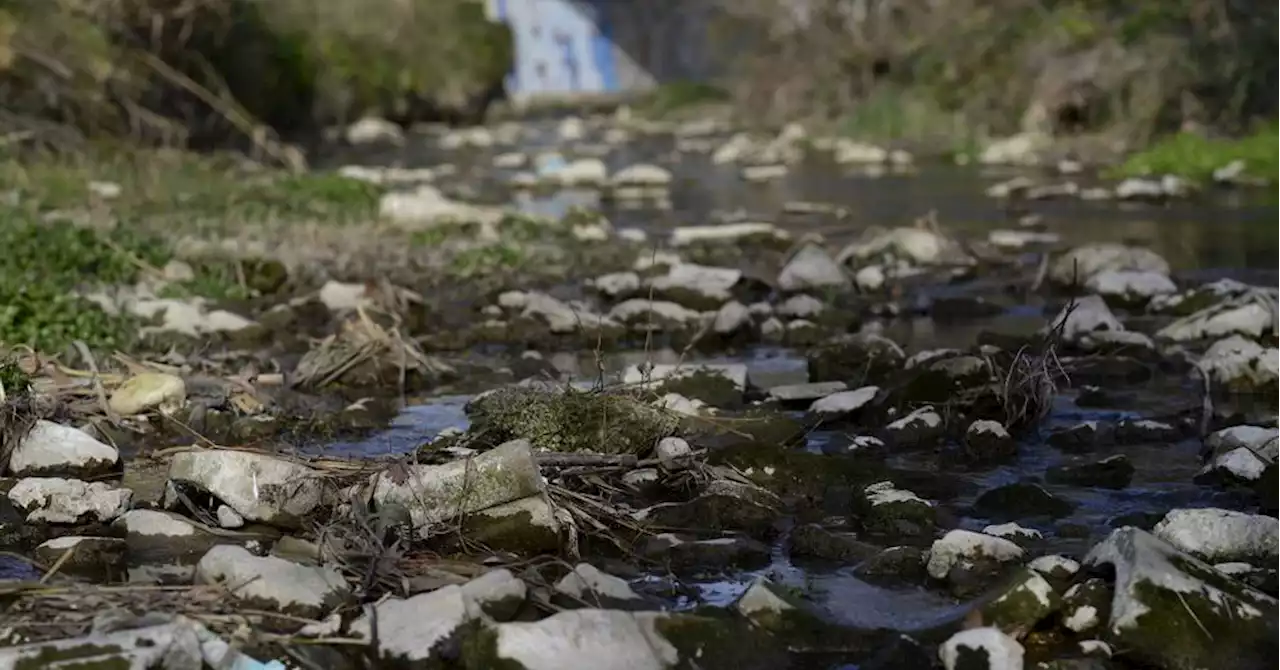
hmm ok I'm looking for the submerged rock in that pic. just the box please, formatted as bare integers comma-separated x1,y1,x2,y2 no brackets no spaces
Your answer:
1083,527,1277,670
1084,270,1177,306
858,481,935,538
808,333,905,385
640,533,771,571
195,544,348,618
7,420,120,479
882,406,945,449
1046,455,1135,489
166,449,322,529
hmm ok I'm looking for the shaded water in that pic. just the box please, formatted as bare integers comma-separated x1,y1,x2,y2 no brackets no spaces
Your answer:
319,119,1280,634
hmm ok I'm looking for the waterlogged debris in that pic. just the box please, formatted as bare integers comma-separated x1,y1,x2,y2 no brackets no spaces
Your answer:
293,311,455,390
166,449,323,528
7,420,120,479
1083,527,1277,670
369,439,545,533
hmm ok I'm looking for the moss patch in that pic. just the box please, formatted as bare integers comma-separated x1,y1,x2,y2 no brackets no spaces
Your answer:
466,386,680,454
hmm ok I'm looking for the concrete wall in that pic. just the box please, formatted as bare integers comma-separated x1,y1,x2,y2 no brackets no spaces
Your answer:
486,0,719,97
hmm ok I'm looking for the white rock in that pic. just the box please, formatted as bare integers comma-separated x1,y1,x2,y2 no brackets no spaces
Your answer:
655,437,693,468
318,280,370,312
517,291,617,334
838,227,972,268
558,117,586,141
1158,299,1278,342
713,301,750,334
8,477,132,524
609,299,704,328
345,117,404,145
777,294,825,319
980,132,1050,165
196,545,347,617
1046,295,1123,340
832,138,889,164
1200,447,1270,481
777,244,851,292
1050,243,1170,286
611,163,672,187
622,362,748,391
669,223,787,247
1085,270,1177,303
652,393,710,416
940,627,1025,670
760,316,785,342
983,522,1043,542
555,564,643,604
808,386,879,416
647,263,741,305
485,609,678,670
855,265,886,291
734,577,797,617
1152,508,1278,565
216,504,245,529
865,481,930,507
927,529,1025,580
593,272,641,298
493,152,527,168
167,449,323,528
1028,555,1081,578
768,381,848,403
1197,335,1279,390
1204,425,1277,457
7,420,119,478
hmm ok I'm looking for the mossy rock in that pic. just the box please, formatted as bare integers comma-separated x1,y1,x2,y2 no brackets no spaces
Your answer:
656,371,744,409
466,385,679,454
807,333,905,386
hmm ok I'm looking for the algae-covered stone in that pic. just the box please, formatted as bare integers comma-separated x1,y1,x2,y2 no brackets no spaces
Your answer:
370,439,545,534
808,333,905,385
978,567,1061,635
1046,455,1134,490
927,530,1024,593
454,494,561,554
640,533,771,572
858,481,935,539
639,479,781,538
1083,526,1277,670
466,385,679,454
789,523,880,563
1060,577,1112,634
972,482,1075,521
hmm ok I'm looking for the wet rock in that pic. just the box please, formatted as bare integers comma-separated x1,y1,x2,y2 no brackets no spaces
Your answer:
166,449,322,529
940,627,1024,670
554,563,645,609
553,158,609,186
1197,335,1279,392
1028,555,1081,583
33,536,127,581
979,567,1061,635
927,530,1025,592
611,163,672,187
856,546,929,585
1215,562,1279,597
1047,421,1115,452
8,477,131,524
1150,278,1270,316
461,568,529,620
456,495,562,554
973,482,1075,521
1060,578,1113,634
640,479,781,538
964,420,1017,462
195,544,347,617
733,577,803,627
859,481,935,538
1076,329,1155,355
345,116,404,145
882,406,945,449
770,381,849,406
112,509,238,582
897,354,994,406
1113,419,1181,444
108,373,186,416
592,272,642,299
1048,296,1122,342
508,291,621,335
776,293,826,319
371,439,545,534
1201,425,1277,462
856,265,886,291
653,393,711,417
713,300,751,335
808,333,905,385
1046,455,1134,489
1196,446,1273,488
1083,527,1277,670
760,316,786,342
379,185,503,228
1152,508,1278,567
669,222,789,248
0,619,211,668
7,420,120,479
646,263,743,309
640,533,771,571
655,437,693,470
1114,175,1189,200
609,298,704,330
789,523,880,563
215,504,244,529
838,227,973,268
778,243,851,292
1084,270,1176,306
982,523,1043,544
1158,297,1278,342
1050,244,1169,287
862,633,933,670
468,386,679,454
822,434,887,457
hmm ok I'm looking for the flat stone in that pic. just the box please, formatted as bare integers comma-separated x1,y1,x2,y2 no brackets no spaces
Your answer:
1152,508,1278,566
195,544,348,617
7,420,119,479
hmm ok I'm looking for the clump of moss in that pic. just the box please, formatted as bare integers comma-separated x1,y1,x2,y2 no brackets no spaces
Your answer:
466,385,680,454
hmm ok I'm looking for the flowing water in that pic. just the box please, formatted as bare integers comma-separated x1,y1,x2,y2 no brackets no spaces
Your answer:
311,119,1278,637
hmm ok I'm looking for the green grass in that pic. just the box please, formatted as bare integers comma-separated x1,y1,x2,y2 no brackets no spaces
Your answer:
1116,123,1280,184
634,81,730,118
835,86,977,156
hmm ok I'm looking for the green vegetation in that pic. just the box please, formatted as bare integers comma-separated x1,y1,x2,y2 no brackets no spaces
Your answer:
1116,122,1279,183
721,0,1277,149
635,81,731,117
